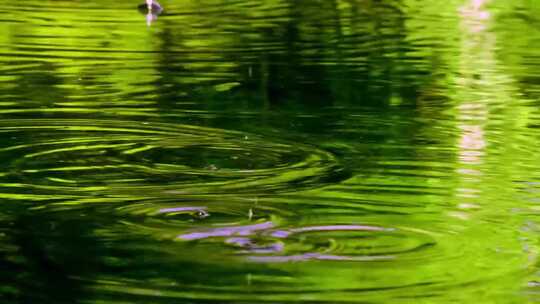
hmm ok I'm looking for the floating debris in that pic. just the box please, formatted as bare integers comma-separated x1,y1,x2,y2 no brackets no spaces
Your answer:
137,0,163,26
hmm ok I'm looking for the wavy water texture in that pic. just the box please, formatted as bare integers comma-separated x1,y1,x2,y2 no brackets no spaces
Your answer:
0,119,346,199
0,0,539,304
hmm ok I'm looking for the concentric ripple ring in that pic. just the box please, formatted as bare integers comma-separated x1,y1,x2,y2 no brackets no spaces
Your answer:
0,119,347,199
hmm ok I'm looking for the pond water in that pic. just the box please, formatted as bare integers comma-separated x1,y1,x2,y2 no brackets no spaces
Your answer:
0,0,539,303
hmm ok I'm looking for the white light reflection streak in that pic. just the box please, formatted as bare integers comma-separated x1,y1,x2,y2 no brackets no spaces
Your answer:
452,0,492,219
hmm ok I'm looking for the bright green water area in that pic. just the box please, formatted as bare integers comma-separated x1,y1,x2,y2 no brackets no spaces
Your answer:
0,0,539,303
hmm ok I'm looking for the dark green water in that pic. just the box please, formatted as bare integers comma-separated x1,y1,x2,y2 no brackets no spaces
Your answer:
0,0,539,303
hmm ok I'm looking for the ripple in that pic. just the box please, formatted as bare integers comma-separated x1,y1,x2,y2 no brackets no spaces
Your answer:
0,119,346,200
176,220,437,263
112,198,289,240
97,196,436,265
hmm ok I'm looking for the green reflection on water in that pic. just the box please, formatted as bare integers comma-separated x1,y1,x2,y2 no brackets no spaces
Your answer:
0,0,539,303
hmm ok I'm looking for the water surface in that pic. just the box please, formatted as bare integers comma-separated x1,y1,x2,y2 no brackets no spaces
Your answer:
0,0,539,303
